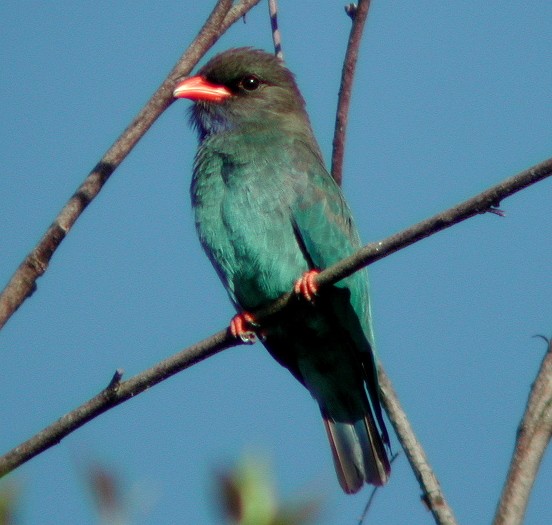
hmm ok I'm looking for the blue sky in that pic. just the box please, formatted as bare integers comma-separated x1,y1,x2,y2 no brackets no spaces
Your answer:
1,2,551,524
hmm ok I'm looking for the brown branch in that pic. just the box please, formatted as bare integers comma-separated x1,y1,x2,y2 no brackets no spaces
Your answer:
331,0,373,186
254,156,552,321
493,337,552,525
378,369,458,525
1,156,550,478
334,9,454,519
0,0,262,332
0,329,236,478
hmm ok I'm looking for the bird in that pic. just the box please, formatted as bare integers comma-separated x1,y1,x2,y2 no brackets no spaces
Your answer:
173,48,390,493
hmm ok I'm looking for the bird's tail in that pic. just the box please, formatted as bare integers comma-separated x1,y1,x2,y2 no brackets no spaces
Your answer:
321,404,390,493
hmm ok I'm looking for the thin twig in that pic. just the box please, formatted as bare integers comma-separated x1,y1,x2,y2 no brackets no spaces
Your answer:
1,157,550,478
378,369,458,525
268,0,283,60
493,337,552,525
331,0,372,186
358,452,400,525
0,0,262,332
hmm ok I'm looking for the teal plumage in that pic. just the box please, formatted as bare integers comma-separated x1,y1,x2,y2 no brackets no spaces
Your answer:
174,48,390,493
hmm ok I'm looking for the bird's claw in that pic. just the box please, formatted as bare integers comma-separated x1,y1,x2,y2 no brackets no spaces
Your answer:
294,270,320,303
230,312,259,344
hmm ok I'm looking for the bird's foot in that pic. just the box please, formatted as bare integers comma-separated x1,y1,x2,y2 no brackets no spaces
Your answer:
230,312,259,344
294,269,320,303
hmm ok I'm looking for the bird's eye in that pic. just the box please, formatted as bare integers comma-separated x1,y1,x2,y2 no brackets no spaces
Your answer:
240,75,261,91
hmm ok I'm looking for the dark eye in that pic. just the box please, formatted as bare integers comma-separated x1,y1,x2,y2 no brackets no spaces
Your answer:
240,75,261,91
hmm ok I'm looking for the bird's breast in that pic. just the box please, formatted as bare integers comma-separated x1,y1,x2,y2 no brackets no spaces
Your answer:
191,142,308,310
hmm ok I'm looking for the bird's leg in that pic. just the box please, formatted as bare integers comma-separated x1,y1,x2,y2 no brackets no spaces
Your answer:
294,269,321,303
230,311,259,344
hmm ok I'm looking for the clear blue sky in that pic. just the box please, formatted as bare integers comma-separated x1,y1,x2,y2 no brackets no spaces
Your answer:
1,2,551,524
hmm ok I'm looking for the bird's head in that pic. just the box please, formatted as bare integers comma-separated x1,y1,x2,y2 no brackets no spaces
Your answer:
174,48,311,140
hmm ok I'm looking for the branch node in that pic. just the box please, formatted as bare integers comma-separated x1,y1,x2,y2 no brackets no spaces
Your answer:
345,3,358,20
487,207,506,217
106,369,124,391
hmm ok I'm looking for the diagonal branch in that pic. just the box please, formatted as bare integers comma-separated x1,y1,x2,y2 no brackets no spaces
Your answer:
254,156,552,320
0,0,262,332
331,0,373,186
0,329,234,478
1,156,550,478
493,337,552,525
379,369,458,525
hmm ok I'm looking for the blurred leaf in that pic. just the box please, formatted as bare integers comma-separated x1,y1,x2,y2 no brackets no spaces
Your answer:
82,460,126,525
0,481,20,525
216,454,321,525
89,463,121,515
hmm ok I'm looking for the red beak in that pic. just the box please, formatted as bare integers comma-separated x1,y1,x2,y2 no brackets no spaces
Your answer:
173,76,232,103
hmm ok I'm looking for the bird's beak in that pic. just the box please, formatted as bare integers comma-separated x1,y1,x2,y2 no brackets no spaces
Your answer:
173,76,232,103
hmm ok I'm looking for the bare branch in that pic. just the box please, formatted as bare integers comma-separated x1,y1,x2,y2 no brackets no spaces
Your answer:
255,156,552,321
0,0,262,332
378,369,458,525
331,0,373,186
493,337,552,525
223,0,263,27
0,329,235,477
1,156,550,478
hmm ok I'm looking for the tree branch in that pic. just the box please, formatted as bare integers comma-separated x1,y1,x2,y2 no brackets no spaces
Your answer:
254,156,552,321
332,9,456,520
379,369,458,525
1,156,550,478
0,0,262,332
0,329,235,478
493,337,552,525
331,0,373,186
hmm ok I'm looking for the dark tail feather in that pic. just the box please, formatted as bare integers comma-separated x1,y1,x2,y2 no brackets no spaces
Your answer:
322,408,390,493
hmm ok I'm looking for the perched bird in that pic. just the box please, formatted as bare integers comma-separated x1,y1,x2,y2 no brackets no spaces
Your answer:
173,48,390,493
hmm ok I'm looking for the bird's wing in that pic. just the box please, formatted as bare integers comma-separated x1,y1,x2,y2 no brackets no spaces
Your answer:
289,149,361,273
286,140,374,339
286,140,387,436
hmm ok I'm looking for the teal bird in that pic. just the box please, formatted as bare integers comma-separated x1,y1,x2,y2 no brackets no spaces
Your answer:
174,48,390,493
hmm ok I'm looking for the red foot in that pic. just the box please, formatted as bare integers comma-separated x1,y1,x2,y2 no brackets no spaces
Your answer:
294,269,320,302
230,312,258,344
